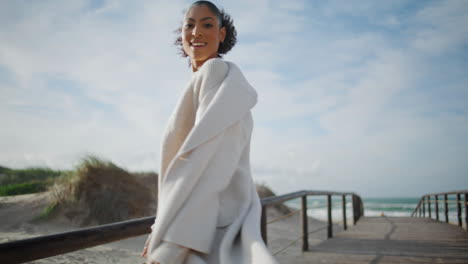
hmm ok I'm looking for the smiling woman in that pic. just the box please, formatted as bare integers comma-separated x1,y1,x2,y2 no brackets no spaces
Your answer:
174,1,237,71
140,1,278,264
182,6,226,69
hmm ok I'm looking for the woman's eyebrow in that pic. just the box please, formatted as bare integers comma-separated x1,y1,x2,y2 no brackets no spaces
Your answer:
185,17,215,22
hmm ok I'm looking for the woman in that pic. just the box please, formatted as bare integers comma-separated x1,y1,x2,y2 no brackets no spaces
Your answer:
141,1,277,263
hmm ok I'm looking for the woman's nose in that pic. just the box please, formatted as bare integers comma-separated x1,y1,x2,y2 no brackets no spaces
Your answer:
192,25,202,37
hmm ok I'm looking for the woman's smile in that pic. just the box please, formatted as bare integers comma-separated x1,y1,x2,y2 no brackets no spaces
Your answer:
190,41,207,48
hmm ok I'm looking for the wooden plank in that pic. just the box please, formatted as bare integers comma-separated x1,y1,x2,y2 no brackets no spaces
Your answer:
294,217,468,263
297,252,468,264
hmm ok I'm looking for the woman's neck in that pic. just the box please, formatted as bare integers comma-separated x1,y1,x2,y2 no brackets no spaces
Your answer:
191,55,219,72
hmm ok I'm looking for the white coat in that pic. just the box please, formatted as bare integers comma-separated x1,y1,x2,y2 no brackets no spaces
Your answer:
146,58,278,264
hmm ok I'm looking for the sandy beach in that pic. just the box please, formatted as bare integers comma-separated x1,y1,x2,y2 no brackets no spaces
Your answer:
0,192,345,263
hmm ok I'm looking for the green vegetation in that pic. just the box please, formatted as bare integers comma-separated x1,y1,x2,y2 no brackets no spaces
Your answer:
0,165,12,174
0,165,65,196
0,167,63,185
35,202,58,220
0,181,50,196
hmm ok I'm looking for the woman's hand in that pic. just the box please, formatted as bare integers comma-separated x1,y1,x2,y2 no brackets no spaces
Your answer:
141,245,148,258
141,235,150,258
141,235,161,264
141,246,160,264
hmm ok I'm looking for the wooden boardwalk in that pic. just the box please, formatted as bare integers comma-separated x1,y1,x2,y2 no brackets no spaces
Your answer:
290,217,468,264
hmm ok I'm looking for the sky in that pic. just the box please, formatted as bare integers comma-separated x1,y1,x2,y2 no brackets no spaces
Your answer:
1,0,467,197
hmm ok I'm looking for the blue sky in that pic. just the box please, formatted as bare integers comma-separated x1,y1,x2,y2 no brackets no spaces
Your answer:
1,0,467,197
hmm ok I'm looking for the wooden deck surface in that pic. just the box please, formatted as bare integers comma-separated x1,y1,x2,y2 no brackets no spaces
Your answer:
286,217,468,264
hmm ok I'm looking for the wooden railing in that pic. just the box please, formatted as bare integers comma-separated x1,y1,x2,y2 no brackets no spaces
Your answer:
0,190,363,263
411,190,468,231
260,190,363,254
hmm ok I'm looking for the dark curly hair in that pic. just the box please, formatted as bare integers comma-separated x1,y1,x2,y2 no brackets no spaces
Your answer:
174,1,237,61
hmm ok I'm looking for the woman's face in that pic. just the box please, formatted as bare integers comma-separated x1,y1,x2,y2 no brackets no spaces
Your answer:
182,5,226,71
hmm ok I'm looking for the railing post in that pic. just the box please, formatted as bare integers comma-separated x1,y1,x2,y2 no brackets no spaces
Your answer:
301,196,309,251
420,201,423,217
420,200,423,217
359,196,364,219
422,196,426,217
327,194,333,238
445,194,449,223
457,193,462,227
465,193,468,231
464,193,468,232
428,195,432,219
435,195,439,221
418,201,422,217
352,195,357,225
261,205,267,245
342,194,347,230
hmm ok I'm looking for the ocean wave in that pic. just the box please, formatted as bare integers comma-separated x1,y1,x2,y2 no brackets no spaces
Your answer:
365,203,418,209
284,197,462,222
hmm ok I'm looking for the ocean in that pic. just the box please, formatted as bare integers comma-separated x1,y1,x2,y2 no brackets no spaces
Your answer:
284,196,463,223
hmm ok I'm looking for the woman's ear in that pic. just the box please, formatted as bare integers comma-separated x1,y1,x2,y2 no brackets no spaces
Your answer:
220,27,226,43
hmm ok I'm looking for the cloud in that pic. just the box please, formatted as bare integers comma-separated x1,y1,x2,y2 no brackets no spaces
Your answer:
1,0,467,197
0,0,189,169
410,0,468,55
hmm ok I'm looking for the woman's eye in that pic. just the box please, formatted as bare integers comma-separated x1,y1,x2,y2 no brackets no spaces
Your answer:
204,23,213,28
184,24,194,29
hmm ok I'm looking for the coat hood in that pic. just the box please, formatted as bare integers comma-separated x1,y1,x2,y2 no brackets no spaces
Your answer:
177,58,257,156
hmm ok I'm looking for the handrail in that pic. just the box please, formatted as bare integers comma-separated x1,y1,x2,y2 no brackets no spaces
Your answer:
260,190,364,252
0,190,364,263
415,190,468,196
411,190,467,232
0,217,155,263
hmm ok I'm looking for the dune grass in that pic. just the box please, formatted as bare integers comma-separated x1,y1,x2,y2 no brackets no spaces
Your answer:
256,182,291,214
47,155,157,225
